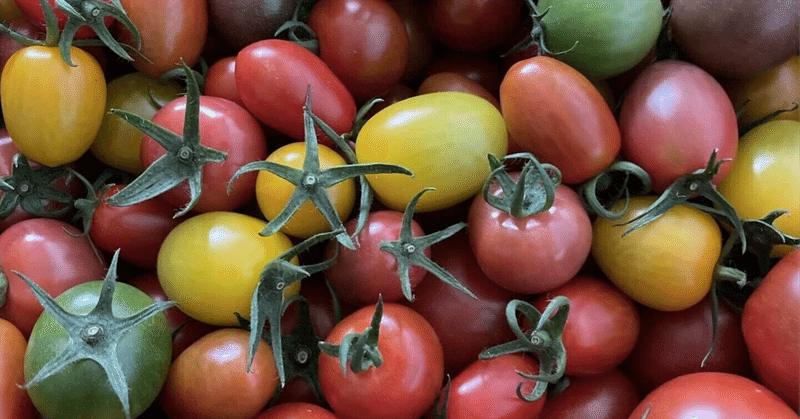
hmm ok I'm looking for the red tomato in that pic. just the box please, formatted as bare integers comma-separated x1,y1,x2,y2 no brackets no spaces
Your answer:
318,302,444,419
500,56,621,184
425,0,521,53
468,182,592,294
204,56,244,107
0,318,36,419
418,72,500,110
628,372,798,418
255,402,339,419
388,0,435,83
742,248,800,410
127,272,190,332
14,0,112,39
538,369,640,419
0,218,106,337
619,59,738,192
533,275,640,376
425,51,502,96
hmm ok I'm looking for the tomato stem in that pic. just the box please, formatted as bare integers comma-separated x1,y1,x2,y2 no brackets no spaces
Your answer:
481,153,562,218
579,160,652,219
318,296,384,375
0,154,75,220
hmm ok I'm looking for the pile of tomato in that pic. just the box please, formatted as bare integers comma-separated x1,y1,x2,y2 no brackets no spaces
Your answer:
0,0,798,418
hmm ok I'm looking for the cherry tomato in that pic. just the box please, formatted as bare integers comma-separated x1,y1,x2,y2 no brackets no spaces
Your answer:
418,72,500,109
255,402,339,419
204,56,244,107
14,0,112,39
424,51,502,96
725,55,799,128
425,0,521,53
0,318,36,419
389,0,435,83
538,369,640,419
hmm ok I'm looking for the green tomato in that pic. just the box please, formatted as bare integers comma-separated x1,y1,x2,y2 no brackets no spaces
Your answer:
540,0,663,80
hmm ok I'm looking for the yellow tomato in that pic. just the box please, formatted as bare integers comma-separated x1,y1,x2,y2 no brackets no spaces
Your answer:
256,142,356,239
356,91,508,212
157,211,299,326
725,56,799,128
592,196,722,311
1,46,106,167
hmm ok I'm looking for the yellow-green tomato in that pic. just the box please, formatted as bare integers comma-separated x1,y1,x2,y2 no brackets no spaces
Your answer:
356,91,508,212
91,72,182,173
1,46,105,167
156,211,298,326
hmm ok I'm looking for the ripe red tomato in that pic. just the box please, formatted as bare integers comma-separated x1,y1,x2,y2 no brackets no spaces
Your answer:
14,0,112,39
205,56,244,107
425,0,521,53
538,369,640,419
0,318,36,419
255,402,339,419
418,72,500,109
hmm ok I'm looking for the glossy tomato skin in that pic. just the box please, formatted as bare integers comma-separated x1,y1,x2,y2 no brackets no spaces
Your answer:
500,56,621,184
236,39,356,144
389,0,434,83
424,51,502,96
619,60,738,192
357,91,508,212
255,402,339,419
1,46,106,167
308,0,409,103
318,303,444,419
206,0,295,51
742,249,800,410
539,369,640,419
445,354,545,419
418,72,500,109
0,318,36,419
725,55,799,128
159,328,279,419
141,95,267,213
468,182,592,294
592,196,722,311
621,296,752,394
204,56,245,107
628,372,799,419
425,0,521,53
0,219,106,338
533,275,640,376
25,281,172,419
127,272,189,333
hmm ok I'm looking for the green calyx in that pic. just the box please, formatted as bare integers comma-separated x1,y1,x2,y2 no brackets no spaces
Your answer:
579,160,652,220
274,0,319,54
481,153,562,219
378,187,476,301
479,297,570,402
319,296,384,375
228,89,412,250
15,249,176,419
0,153,74,220
107,61,227,218
503,0,578,58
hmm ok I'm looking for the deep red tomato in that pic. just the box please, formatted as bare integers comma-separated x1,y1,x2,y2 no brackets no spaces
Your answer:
0,218,106,338
318,302,444,419
533,275,640,377
127,272,190,333
255,402,339,419
388,0,435,83
500,56,621,184
424,51,502,96
418,72,500,109
0,318,36,419
628,372,798,418
425,0,521,53
468,182,592,294
742,248,800,411
204,56,244,107
619,59,738,192
538,369,640,419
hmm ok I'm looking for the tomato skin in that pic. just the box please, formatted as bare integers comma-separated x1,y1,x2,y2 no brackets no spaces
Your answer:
418,72,500,110
1,46,106,167
159,328,279,419
592,196,722,311
425,0,521,53
725,55,799,128
445,354,545,419
0,318,36,419
619,60,738,192
389,0,434,83
356,91,508,212
0,219,106,338
236,39,356,144
500,56,621,184
628,372,799,419
205,56,244,107
14,0,111,39
318,303,444,419
742,249,800,411
468,183,592,294
255,402,339,419
538,369,640,419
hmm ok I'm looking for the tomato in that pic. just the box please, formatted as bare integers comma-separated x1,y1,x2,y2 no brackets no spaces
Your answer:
308,0,409,103
533,275,639,376
157,211,297,326
389,0,435,83
742,248,800,411
0,218,106,337
418,72,500,110
204,56,244,107
357,91,508,212
619,60,738,192
592,196,722,311
206,0,295,51
444,354,545,419
724,55,800,128
0,0,22,21
538,0,662,80
0,318,36,419
117,0,208,77
425,0,521,53
14,0,112,39
0,17,41,74
236,39,356,144
628,372,799,418
91,72,182,173
468,182,592,294
500,56,620,184
127,273,189,333
1,46,106,167
538,369,640,419
318,302,444,419
424,51,502,96
159,328,279,419
255,402,339,419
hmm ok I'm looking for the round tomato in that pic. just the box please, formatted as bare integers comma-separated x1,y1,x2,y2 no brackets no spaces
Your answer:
0,318,36,419
539,369,640,419
592,196,722,311
255,402,339,419
417,72,500,109
425,0,521,53
1,45,106,167
357,91,508,212
205,56,244,107
725,55,799,128
156,211,297,326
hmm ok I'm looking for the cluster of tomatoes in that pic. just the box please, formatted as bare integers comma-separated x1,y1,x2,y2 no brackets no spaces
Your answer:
0,0,798,418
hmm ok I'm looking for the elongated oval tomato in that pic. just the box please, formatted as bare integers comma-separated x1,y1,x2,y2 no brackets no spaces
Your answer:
356,91,508,212
1,46,106,167
0,318,36,419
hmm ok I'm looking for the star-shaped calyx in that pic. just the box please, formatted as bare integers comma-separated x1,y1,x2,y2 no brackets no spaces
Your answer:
378,187,476,301
481,152,563,219
479,297,570,402
0,153,74,219
578,160,653,219
318,296,384,375
15,249,176,419
106,61,227,218
228,89,412,249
